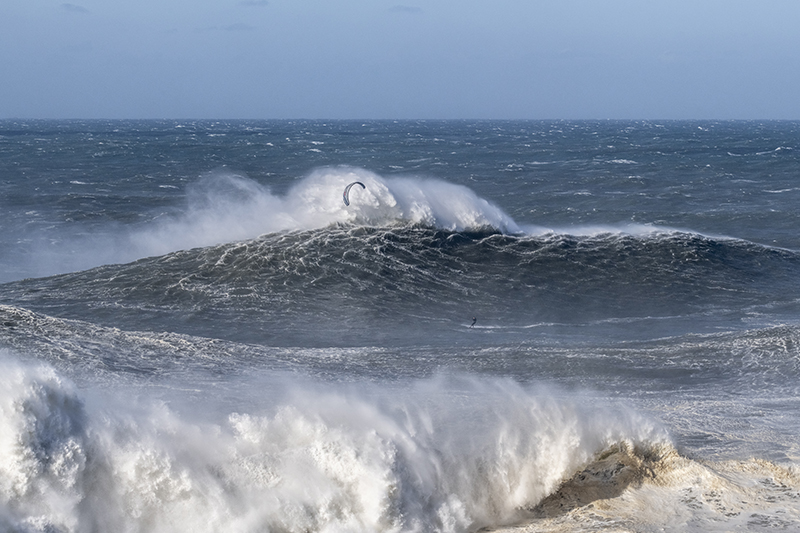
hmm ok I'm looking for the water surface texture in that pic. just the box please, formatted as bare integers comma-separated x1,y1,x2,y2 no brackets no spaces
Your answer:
2,120,800,532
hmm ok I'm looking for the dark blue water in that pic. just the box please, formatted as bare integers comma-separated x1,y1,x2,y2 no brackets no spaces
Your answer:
1,120,800,532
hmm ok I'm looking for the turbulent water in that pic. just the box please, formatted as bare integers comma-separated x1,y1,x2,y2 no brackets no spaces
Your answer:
1,120,800,532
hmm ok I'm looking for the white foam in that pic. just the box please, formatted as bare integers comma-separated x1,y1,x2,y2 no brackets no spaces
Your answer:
0,356,87,532
129,166,520,260
3,167,522,281
0,351,667,533
517,222,680,238
494,444,800,533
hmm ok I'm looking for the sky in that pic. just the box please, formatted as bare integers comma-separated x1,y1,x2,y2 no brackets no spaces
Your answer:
2,0,799,120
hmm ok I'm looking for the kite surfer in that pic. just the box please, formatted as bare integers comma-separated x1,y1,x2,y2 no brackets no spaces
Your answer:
343,181,366,206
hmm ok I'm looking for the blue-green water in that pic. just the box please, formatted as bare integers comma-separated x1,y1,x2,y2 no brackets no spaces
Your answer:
1,120,800,532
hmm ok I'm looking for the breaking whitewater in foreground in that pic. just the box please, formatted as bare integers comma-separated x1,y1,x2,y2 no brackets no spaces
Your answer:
3,305,800,533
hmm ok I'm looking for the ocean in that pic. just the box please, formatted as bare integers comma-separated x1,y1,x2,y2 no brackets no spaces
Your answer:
1,119,799,532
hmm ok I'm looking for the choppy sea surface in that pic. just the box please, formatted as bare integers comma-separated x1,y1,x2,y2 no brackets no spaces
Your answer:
1,119,800,532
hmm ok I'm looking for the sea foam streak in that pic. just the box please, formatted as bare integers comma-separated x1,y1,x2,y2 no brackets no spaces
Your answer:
0,352,666,533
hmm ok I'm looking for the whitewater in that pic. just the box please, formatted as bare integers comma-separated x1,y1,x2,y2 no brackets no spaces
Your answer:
2,119,800,532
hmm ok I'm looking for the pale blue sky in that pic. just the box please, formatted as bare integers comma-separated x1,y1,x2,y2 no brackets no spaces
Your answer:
2,0,799,119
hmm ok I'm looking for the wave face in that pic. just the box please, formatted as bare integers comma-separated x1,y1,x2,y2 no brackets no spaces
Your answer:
3,120,800,532
3,224,800,346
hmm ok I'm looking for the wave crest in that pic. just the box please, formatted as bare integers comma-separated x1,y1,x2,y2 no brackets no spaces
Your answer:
132,166,520,259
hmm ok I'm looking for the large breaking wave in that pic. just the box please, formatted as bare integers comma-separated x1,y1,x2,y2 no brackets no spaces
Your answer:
134,166,521,256
3,351,798,533
3,167,523,282
0,352,667,533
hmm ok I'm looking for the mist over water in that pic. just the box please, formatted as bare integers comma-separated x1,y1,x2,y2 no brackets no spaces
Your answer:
133,166,521,259
2,120,800,532
3,166,521,282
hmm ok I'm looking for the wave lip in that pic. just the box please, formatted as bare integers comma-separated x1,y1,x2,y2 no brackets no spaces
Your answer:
498,441,800,532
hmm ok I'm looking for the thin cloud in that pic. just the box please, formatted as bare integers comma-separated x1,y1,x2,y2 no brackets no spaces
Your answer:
390,5,423,14
239,0,269,6
61,3,89,13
